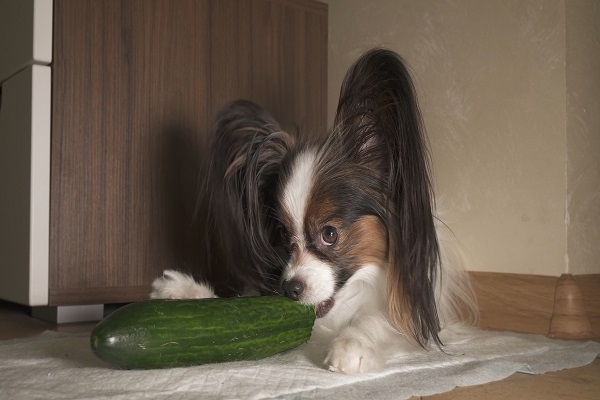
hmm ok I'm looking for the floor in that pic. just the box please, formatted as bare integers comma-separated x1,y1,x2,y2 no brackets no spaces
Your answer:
1,300,598,399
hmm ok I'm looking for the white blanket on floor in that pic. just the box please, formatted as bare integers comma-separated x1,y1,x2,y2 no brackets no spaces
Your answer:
0,329,598,399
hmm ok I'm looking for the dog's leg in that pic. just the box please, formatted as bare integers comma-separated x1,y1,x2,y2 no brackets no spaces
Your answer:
324,313,401,373
150,270,217,299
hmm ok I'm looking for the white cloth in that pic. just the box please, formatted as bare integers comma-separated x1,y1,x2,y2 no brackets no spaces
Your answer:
0,329,598,399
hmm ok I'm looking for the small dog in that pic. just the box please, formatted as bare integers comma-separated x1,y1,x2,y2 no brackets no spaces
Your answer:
151,48,476,373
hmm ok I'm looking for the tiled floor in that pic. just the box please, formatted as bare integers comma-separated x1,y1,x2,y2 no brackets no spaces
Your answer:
1,300,598,399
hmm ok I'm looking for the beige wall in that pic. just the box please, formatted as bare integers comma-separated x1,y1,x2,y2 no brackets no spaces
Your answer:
325,0,600,276
566,0,600,275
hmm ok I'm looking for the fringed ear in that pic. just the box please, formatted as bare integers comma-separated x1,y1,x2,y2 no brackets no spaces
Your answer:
203,100,294,293
334,49,441,347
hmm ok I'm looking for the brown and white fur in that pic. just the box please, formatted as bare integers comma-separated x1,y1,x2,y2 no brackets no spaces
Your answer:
151,49,477,373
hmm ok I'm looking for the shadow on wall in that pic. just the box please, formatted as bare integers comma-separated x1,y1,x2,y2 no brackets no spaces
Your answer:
155,96,327,296
157,123,246,296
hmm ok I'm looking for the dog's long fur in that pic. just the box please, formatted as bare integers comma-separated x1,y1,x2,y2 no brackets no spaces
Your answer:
151,49,477,373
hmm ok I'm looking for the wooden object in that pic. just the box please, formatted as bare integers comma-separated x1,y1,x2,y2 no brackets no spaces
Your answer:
49,0,327,306
470,271,558,335
0,0,327,309
549,274,594,339
470,272,599,340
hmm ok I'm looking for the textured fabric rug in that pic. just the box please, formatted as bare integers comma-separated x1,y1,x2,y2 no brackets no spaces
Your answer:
0,329,598,399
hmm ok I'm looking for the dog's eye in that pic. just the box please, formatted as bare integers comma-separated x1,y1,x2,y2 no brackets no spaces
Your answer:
320,226,338,246
277,224,289,243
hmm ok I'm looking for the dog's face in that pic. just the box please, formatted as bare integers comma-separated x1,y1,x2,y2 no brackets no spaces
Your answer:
277,147,388,317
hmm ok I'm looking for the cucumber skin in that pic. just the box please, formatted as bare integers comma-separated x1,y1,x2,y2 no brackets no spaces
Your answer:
90,296,316,370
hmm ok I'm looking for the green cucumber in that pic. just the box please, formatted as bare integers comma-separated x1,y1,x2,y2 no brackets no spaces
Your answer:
90,296,316,369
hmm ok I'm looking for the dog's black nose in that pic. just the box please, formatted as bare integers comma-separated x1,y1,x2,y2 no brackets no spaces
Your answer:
282,279,304,301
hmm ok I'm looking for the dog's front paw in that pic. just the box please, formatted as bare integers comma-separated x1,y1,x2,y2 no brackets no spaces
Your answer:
324,337,383,373
150,270,217,299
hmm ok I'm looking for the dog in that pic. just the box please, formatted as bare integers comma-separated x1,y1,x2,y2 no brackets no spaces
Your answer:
150,48,477,373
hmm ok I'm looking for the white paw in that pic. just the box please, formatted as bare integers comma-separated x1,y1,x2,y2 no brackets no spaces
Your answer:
150,270,217,299
324,337,383,373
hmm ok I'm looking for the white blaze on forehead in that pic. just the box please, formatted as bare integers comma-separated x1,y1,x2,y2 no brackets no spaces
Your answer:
281,149,336,305
282,149,317,239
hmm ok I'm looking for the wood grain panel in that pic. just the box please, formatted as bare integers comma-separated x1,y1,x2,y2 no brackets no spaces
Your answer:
281,0,328,135
249,0,328,134
471,271,600,339
208,0,253,111
50,0,327,304
470,271,558,335
48,287,151,306
51,0,211,302
208,0,327,131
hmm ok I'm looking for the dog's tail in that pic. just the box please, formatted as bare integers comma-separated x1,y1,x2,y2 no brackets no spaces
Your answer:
435,215,479,328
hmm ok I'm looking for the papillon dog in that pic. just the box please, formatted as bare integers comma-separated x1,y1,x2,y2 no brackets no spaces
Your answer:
151,48,477,373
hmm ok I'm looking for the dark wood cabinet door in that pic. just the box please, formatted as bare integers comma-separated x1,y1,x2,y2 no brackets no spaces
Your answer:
50,0,327,305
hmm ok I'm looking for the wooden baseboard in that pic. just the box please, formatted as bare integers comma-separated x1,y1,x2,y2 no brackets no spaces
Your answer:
574,274,600,339
469,272,600,340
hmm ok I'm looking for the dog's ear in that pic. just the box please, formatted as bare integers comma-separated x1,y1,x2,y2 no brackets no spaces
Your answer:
203,100,295,292
334,49,441,347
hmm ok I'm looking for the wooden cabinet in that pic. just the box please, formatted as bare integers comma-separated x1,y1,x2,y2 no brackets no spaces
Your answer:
0,0,327,320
